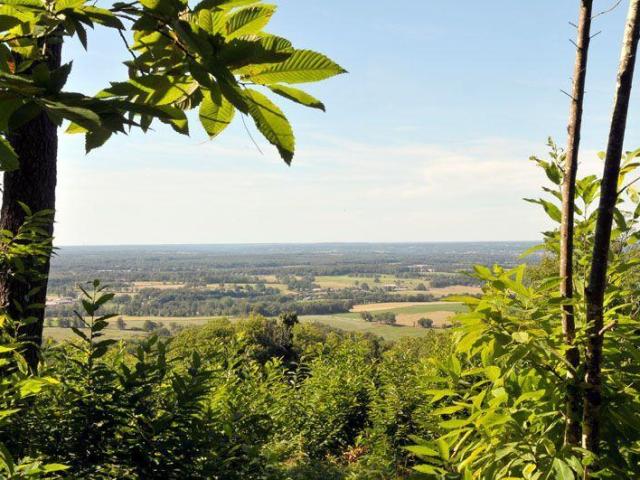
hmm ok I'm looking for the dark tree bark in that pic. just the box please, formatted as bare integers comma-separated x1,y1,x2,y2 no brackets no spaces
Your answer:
583,0,640,474
0,39,62,372
560,0,593,447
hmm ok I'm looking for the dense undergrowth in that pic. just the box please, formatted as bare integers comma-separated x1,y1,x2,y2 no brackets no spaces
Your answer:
2,279,452,479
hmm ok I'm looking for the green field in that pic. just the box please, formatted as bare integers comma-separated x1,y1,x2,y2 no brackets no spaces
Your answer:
355,302,467,315
44,302,466,342
301,301,467,339
314,274,422,289
44,316,220,341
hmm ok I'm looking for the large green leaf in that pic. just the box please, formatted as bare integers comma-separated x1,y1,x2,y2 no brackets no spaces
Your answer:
244,49,346,84
79,6,124,29
267,84,324,111
106,76,195,106
225,4,275,39
193,0,259,11
552,458,575,480
524,198,561,222
219,37,292,68
199,85,234,138
244,88,294,164
54,0,85,12
0,136,18,171
41,100,102,130
138,0,178,16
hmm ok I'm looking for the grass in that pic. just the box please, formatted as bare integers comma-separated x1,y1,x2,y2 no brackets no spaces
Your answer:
44,316,221,341
300,301,467,339
45,301,468,342
350,301,468,328
314,274,423,289
44,327,146,342
365,303,466,315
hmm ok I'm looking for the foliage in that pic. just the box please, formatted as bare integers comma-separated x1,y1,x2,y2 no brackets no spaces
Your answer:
1,271,457,479
410,145,640,479
0,0,345,167
9,280,216,479
0,210,66,478
417,318,433,329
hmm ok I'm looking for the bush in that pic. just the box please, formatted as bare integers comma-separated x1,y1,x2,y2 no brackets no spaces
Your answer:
417,318,433,328
373,312,396,325
5,280,453,479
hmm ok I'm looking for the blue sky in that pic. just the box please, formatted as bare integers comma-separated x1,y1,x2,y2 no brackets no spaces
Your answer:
55,0,640,245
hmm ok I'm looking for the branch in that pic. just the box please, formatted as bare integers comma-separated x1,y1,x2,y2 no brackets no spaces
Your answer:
592,0,623,20
618,174,640,195
117,28,138,64
240,113,264,155
599,320,617,336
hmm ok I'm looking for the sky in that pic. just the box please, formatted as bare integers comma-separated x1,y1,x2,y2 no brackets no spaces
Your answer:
54,0,640,246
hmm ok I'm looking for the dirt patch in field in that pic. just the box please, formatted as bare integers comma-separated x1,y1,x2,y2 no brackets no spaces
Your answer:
396,310,455,328
351,302,451,312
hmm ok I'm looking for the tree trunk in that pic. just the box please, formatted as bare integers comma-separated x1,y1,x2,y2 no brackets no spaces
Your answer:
0,40,61,372
583,0,640,474
560,0,593,447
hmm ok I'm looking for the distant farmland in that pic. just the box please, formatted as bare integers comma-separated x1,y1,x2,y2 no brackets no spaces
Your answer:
44,301,467,342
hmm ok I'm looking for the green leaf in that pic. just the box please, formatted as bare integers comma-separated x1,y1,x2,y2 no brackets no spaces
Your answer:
7,102,42,130
18,377,59,397
199,85,235,138
473,264,494,280
244,49,346,84
85,128,112,153
413,464,440,474
226,4,276,39
138,0,177,16
267,84,325,111
432,405,465,415
436,437,449,461
425,388,456,403
405,445,439,457
244,88,294,164
511,331,530,343
42,101,102,130
41,464,69,473
457,330,482,353
219,37,292,68
524,198,562,222
514,389,546,406
439,418,469,429
81,6,125,29
54,0,85,12
0,137,18,172
485,365,501,381
71,327,89,341
552,458,575,480
519,243,545,258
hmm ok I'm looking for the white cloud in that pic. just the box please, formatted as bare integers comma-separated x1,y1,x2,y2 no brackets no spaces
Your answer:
52,134,604,245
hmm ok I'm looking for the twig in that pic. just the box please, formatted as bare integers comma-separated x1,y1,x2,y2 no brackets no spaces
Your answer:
560,89,576,101
117,29,138,64
618,174,640,195
592,0,623,20
240,113,264,155
598,320,617,336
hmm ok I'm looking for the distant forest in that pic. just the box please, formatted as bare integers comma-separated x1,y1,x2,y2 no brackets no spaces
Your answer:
46,242,533,318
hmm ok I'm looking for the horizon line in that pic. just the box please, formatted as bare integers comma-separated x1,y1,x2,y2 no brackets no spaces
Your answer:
55,239,540,248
